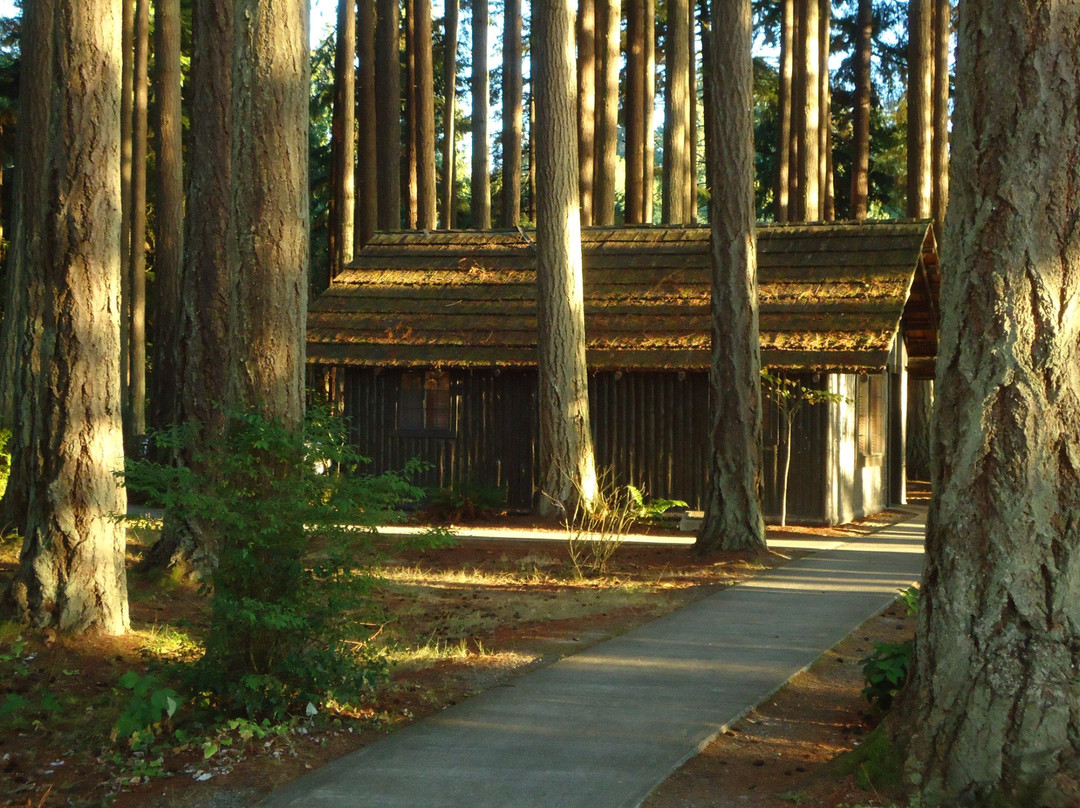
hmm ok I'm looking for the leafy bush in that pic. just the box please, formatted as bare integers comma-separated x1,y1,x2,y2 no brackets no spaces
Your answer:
859,587,920,711
124,407,425,719
627,484,687,522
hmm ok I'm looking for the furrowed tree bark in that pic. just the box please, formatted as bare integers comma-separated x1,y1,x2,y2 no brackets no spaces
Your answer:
471,0,491,229
663,0,691,223
501,0,523,227
902,4,1080,804
231,0,309,428
592,0,620,225
375,0,401,229
439,0,458,228
534,0,598,519
695,0,765,554
141,0,236,573
414,0,436,229
849,0,871,219
329,0,356,278
151,0,184,430
5,0,129,634
775,0,792,222
576,0,596,226
356,0,378,243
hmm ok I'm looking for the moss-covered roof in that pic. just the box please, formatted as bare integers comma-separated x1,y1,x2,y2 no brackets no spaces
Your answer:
308,221,939,376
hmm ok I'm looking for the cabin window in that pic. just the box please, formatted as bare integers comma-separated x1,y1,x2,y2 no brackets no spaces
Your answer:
857,374,885,456
399,371,451,432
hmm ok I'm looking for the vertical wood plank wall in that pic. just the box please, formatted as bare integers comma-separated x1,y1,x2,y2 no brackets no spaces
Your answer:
327,365,852,522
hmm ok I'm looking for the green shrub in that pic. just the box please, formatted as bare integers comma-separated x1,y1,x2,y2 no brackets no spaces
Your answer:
564,470,639,578
124,407,425,719
860,639,913,711
422,479,507,522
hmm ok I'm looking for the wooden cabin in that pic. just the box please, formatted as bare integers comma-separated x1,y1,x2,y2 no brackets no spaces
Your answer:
308,221,939,525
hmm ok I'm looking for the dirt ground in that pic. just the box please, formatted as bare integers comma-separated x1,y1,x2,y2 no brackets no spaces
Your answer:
0,510,917,808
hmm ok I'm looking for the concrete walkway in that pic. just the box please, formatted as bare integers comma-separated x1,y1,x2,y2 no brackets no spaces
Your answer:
256,510,926,808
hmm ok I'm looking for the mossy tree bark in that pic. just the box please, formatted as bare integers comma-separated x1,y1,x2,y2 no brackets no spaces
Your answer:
695,0,765,554
903,4,1080,804
534,0,598,519
5,0,129,634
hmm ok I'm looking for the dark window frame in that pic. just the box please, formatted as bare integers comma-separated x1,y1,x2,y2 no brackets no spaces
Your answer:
396,370,454,437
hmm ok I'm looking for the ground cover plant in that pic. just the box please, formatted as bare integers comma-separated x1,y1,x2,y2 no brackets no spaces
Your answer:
0,505,914,808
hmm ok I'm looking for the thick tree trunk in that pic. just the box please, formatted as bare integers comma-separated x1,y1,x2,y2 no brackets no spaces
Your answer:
775,0,793,223
128,0,149,442
151,0,184,430
534,0,598,519
375,0,401,230
849,0,871,219
903,5,1080,805
624,0,645,224
796,0,820,220
5,0,129,634
930,0,949,243
439,0,458,228
231,0,309,427
695,0,765,554
662,0,691,223
356,0,378,243
329,0,356,279
414,0,436,229
687,0,698,222
119,0,133,420
471,0,491,229
576,0,596,226
501,0,523,227
592,0,620,226
788,1,802,219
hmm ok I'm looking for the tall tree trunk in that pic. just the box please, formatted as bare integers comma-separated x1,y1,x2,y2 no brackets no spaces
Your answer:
592,0,620,225
905,0,933,481
231,0,309,426
696,0,765,554
906,0,932,220
151,0,184,430
528,92,536,222
502,0,523,227
129,0,149,442
534,0,598,518
375,0,401,229
624,0,644,224
576,0,596,225
663,0,691,223
697,0,711,200
440,0,458,228
849,0,871,219
414,0,436,228
687,0,698,222
119,0,134,422
329,0,356,280
930,0,949,244
903,4,1080,804
796,0,820,220
788,0,802,219
356,0,378,244
642,0,655,223
403,0,418,229
5,0,129,634
775,0,793,222
818,0,833,220
471,0,491,229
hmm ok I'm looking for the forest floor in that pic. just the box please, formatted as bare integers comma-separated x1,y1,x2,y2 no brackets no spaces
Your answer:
0,505,921,808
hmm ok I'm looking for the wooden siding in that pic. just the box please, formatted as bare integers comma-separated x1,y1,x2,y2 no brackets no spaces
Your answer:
334,365,843,522
308,222,939,377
